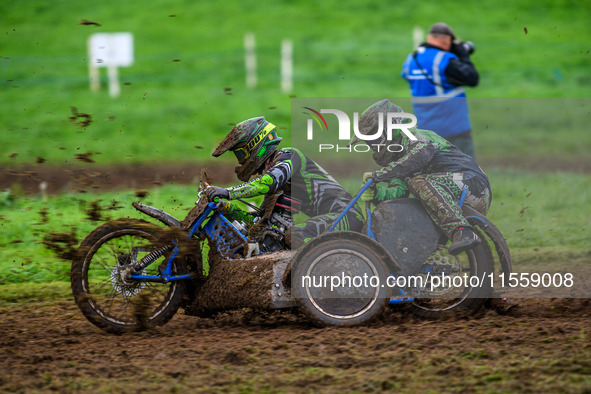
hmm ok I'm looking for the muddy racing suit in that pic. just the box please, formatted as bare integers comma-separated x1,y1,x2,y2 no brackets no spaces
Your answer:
370,128,491,239
225,147,364,246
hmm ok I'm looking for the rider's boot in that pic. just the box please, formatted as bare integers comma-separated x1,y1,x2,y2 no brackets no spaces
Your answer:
448,226,481,255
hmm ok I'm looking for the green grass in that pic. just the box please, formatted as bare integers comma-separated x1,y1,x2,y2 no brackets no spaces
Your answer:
470,98,591,160
0,169,589,285
485,168,591,251
2,0,591,166
0,281,71,305
1,0,590,288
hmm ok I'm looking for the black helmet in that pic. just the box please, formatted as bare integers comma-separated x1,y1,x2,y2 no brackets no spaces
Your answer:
212,117,282,181
349,99,406,166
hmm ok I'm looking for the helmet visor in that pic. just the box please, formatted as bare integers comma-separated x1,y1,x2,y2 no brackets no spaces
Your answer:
233,148,249,164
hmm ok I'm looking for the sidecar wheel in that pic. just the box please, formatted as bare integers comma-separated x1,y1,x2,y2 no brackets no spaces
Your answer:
292,232,396,327
71,219,187,334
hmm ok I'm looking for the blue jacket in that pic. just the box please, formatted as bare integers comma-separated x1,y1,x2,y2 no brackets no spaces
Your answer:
401,44,478,138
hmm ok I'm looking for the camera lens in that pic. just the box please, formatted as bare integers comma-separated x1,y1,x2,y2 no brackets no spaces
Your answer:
462,41,475,55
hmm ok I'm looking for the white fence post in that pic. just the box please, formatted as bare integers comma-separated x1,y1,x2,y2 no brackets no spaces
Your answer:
281,39,293,94
108,63,120,97
244,33,257,88
88,36,100,92
413,26,424,48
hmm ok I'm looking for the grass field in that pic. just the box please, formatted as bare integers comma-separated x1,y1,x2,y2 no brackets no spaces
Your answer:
2,0,591,166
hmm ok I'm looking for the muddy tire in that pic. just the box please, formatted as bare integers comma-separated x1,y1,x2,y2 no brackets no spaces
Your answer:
463,205,512,278
71,219,187,334
292,232,396,327
408,242,494,319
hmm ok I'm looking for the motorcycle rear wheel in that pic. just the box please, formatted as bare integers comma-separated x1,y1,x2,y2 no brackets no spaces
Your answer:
408,242,493,319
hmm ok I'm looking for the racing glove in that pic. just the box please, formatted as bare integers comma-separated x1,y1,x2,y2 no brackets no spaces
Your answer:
205,186,229,202
361,172,376,202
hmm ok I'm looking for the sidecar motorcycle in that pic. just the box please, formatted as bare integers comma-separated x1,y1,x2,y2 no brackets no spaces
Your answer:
71,180,511,333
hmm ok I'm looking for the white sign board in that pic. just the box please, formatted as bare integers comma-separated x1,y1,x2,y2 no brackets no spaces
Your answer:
89,33,134,67
88,33,133,97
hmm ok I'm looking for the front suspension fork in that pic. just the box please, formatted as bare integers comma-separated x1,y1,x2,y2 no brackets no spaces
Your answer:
131,242,175,273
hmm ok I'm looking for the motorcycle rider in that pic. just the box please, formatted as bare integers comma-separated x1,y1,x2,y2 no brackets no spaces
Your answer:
205,116,364,248
351,99,491,255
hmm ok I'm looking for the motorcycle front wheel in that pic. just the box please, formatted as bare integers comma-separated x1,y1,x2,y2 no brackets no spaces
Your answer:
71,219,187,334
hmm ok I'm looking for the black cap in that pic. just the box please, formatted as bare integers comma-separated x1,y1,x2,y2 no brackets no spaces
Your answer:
429,22,455,40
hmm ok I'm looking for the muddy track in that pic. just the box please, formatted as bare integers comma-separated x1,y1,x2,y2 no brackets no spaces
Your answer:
0,298,590,392
0,163,237,195
2,156,590,195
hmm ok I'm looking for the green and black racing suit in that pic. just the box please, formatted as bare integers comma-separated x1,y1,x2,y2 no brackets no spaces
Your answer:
226,147,364,247
370,127,491,238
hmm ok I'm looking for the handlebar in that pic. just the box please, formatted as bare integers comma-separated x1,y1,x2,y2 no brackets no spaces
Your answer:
209,196,224,210
361,178,374,191
197,182,225,207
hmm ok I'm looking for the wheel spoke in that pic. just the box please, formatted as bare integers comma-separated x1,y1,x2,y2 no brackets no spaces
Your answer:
145,282,168,298
100,287,119,315
89,278,112,292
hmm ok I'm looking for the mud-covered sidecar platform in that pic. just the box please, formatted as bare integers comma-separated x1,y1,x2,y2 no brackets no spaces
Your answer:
187,231,401,327
188,250,296,316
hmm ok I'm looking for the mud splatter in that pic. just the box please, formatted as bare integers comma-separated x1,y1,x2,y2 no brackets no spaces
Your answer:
134,190,149,198
109,199,123,210
74,152,95,163
79,19,101,26
38,208,49,224
41,229,78,261
192,251,292,315
85,200,106,222
132,293,153,331
69,106,93,128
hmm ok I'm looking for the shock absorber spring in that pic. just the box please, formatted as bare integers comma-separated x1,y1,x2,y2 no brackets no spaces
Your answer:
133,243,174,271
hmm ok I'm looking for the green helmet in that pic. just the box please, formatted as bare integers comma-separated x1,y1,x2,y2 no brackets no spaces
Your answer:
212,116,282,181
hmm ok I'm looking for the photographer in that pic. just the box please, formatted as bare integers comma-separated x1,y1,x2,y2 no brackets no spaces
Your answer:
401,22,479,158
